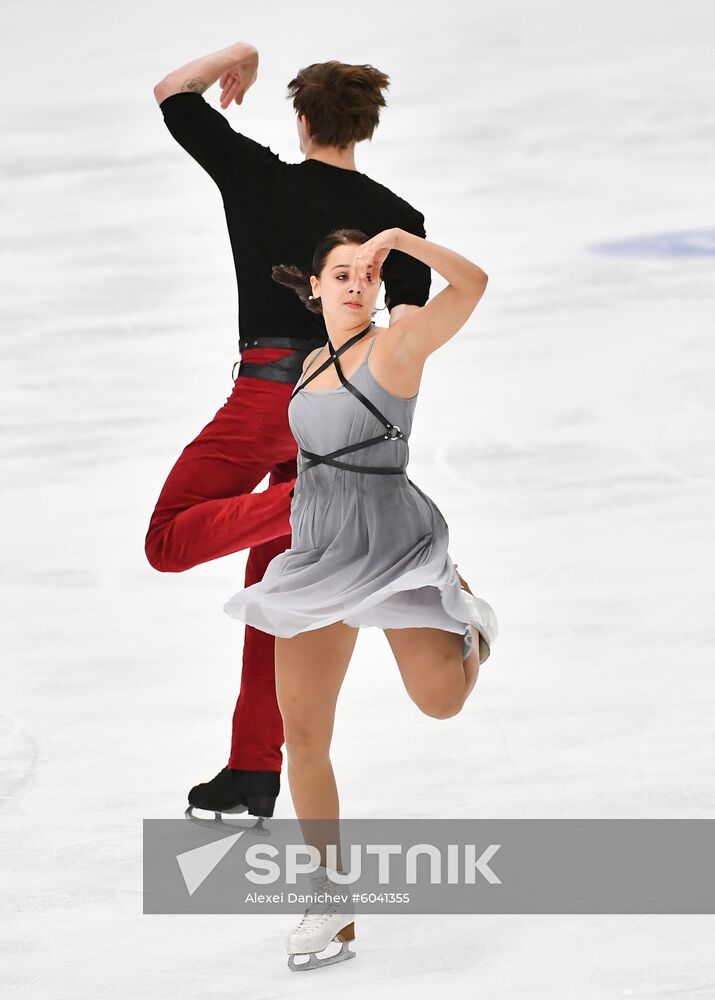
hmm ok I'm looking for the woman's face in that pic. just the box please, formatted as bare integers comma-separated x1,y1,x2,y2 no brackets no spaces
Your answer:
310,243,382,324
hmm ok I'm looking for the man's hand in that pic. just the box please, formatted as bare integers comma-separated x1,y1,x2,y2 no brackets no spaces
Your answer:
154,42,258,105
218,48,259,108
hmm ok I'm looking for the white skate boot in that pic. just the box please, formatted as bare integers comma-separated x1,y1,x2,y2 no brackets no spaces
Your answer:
455,564,498,663
285,865,356,972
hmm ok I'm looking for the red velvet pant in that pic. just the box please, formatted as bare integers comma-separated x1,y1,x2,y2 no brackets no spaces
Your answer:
144,347,301,773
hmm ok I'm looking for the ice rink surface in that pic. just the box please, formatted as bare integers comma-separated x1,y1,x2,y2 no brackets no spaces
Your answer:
2,0,714,996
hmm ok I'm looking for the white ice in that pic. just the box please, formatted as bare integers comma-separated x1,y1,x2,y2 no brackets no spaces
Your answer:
1,0,714,996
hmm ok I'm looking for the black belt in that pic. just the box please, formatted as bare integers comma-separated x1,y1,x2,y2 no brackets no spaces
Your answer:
289,320,408,479
232,336,327,384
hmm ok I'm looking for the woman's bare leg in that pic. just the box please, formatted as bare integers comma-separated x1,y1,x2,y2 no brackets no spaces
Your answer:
274,620,359,871
383,623,481,719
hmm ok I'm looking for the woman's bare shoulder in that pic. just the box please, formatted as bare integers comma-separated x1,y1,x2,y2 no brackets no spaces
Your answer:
371,323,424,398
373,321,418,362
301,346,324,373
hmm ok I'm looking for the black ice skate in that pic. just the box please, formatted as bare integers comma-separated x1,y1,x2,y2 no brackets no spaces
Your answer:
185,766,279,822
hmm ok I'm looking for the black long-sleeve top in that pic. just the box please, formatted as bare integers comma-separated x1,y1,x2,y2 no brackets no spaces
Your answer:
158,92,431,345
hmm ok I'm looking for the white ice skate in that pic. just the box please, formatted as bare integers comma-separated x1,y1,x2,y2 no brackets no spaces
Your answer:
285,866,356,972
455,564,498,663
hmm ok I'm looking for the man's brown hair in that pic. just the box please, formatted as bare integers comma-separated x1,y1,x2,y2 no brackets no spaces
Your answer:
286,60,390,150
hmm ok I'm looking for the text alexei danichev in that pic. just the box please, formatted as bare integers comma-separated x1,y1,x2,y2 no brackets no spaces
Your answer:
245,891,348,904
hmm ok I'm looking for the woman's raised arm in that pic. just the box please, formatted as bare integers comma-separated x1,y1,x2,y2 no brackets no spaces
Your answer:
351,229,488,361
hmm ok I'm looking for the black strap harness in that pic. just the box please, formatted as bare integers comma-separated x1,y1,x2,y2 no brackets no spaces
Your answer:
289,321,408,477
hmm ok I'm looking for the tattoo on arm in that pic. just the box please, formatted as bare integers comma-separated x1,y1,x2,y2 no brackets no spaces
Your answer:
181,77,209,94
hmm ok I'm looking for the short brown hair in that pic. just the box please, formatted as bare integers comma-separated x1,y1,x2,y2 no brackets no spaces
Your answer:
286,60,390,150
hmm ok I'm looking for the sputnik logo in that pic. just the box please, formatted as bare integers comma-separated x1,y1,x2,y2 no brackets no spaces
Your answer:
176,831,248,896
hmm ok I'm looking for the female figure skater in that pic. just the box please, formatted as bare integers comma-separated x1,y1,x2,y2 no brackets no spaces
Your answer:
222,226,498,971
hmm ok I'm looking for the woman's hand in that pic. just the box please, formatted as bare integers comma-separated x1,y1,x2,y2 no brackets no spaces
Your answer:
218,47,259,108
348,228,403,286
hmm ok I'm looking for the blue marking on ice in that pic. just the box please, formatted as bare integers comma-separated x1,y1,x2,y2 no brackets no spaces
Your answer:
589,228,715,257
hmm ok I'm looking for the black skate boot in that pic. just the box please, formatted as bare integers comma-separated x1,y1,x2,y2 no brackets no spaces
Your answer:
185,767,280,822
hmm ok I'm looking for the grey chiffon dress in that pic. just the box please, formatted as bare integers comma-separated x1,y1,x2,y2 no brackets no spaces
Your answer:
223,321,496,663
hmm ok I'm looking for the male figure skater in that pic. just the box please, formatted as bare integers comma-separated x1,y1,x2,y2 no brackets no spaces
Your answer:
146,42,430,817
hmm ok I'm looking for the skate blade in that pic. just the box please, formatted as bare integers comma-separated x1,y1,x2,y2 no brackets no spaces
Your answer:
287,940,356,972
183,806,270,837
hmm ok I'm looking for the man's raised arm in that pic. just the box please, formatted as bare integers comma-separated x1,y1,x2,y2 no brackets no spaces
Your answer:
153,42,278,192
154,42,258,107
